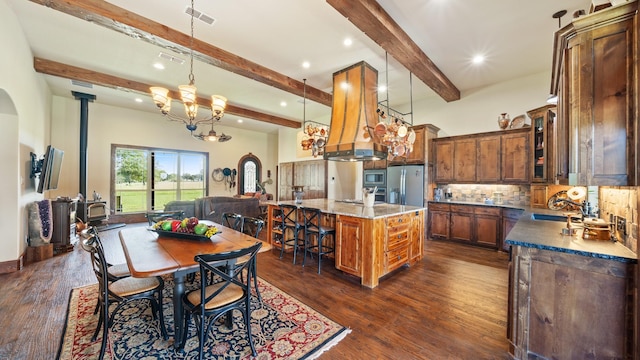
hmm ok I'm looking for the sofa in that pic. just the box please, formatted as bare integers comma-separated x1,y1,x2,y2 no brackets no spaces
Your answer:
164,196,261,224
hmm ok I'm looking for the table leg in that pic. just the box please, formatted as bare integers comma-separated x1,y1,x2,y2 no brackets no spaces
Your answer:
173,272,186,349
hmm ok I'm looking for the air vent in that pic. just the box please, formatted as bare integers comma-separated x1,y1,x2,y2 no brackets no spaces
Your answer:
71,80,93,88
158,52,185,65
186,6,216,25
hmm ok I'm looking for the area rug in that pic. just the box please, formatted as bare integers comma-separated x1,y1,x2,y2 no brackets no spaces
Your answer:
57,276,350,359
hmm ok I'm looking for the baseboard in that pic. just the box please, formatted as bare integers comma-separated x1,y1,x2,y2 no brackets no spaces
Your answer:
0,252,24,274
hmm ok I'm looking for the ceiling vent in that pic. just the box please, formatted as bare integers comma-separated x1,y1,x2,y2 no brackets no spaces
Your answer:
186,7,216,26
71,80,93,88
158,52,186,65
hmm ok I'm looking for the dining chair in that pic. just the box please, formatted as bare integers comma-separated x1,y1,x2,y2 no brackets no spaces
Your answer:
222,212,243,231
239,216,265,302
178,242,263,359
80,227,168,360
301,207,336,274
279,204,304,264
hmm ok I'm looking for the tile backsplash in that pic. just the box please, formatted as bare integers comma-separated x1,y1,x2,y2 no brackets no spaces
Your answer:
437,184,530,206
599,186,637,254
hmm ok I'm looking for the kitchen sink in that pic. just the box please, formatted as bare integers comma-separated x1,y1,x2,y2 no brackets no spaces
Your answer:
531,213,571,222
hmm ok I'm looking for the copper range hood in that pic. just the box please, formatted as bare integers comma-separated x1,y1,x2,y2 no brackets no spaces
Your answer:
323,61,387,161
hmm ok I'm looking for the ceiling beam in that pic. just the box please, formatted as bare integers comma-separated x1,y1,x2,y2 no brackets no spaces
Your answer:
28,0,333,107
326,0,460,102
34,57,302,129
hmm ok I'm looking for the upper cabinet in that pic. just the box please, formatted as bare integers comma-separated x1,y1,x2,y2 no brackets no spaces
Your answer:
433,128,530,184
527,105,556,183
551,2,638,186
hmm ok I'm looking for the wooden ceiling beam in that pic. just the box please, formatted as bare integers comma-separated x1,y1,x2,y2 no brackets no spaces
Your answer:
326,0,460,102
34,57,302,129
28,0,332,107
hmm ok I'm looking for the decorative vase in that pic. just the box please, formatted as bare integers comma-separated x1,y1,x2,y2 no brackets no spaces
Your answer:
498,113,510,130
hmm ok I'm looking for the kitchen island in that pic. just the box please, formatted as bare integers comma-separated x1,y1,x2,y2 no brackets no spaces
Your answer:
265,199,425,288
505,212,637,359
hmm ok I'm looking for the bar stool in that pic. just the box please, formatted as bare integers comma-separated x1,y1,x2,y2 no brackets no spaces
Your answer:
279,204,304,264
301,207,335,274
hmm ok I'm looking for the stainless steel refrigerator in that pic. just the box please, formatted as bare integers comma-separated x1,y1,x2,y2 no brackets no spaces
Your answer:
386,165,424,207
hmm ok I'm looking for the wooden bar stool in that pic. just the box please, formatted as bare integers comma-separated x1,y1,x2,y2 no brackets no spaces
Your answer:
279,204,304,264
301,207,335,274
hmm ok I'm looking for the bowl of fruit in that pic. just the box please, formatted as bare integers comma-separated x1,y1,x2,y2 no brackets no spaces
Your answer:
151,217,219,241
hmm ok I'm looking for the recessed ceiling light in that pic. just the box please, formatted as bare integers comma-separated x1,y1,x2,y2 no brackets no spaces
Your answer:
472,54,485,64
237,119,243,123
280,101,287,107
134,98,143,103
153,62,165,70
378,85,387,92
302,61,310,69
343,38,353,47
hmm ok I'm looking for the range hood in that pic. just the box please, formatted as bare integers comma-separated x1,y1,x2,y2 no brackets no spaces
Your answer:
323,61,387,161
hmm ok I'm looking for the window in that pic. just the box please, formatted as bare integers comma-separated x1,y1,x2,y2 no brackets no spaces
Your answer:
237,153,262,195
112,145,208,213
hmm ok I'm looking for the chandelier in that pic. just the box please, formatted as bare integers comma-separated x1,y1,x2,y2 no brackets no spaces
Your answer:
149,0,227,133
192,119,232,142
299,79,329,158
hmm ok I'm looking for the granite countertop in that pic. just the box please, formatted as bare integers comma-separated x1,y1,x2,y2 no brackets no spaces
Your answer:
428,199,526,210
271,199,425,219
505,209,637,263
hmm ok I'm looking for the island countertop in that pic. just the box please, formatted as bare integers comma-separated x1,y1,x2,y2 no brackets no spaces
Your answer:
272,198,426,218
505,210,637,263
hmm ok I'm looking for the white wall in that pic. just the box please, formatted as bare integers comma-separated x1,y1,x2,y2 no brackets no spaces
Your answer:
0,0,52,263
49,97,279,211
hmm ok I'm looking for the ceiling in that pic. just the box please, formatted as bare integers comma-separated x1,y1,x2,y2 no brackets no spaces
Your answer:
7,0,591,135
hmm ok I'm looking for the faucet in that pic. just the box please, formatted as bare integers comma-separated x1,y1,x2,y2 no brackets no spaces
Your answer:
553,198,593,219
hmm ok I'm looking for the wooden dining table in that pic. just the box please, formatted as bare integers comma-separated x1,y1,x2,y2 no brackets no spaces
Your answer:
119,222,271,347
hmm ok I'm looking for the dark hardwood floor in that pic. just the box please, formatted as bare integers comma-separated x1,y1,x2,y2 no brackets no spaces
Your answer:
0,225,511,359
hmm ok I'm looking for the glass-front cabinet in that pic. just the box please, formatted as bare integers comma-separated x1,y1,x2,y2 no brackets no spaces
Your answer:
527,105,556,183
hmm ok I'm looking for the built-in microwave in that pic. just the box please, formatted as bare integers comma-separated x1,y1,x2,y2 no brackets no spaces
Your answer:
363,169,386,187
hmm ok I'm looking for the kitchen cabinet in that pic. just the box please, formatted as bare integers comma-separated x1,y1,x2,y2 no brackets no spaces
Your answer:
387,124,440,166
501,208,523,251
334,215,362,276
527,105,556,183
433,128,530,184
530,185,547,209
278,160,326,200
363,159,387,170
428,202,502,250
500,131,530,183
409,210,424,262
551,2,637,186
385,213,411,273
508,245,635,359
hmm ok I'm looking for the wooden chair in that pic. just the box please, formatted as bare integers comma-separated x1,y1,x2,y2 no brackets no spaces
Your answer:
301,207,336,274
222,212,243,231
80,227,168,360
239,216,265,302
177,242,263,359
279,204,304,264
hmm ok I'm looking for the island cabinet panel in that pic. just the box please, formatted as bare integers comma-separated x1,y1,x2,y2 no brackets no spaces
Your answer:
409,211,424,262
385,213,411,273
509,246,635,359
334,215,363,277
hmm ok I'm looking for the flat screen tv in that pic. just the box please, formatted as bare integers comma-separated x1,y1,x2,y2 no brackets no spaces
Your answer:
37,145,64,193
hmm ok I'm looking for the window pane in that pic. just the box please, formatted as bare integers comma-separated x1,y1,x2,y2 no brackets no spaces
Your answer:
244,160,257,193
180,153,206,201
115,148,148,213
153,152,178,210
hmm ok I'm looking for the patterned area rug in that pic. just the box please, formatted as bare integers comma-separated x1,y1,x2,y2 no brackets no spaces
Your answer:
57,276,350,359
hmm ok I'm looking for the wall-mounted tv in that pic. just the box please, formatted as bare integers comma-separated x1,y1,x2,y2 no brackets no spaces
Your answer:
37,145,64,194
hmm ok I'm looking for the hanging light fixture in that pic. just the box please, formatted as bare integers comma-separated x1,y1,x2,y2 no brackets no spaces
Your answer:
192,118,232,142
149,0,227,133
299,79,329,157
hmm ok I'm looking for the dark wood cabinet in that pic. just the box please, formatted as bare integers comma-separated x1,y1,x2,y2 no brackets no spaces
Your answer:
278,160,326,200
434,140,454,183
428,202,503,250
476,135,500,182
500,131,530,183
527,105,556,183
51,199,78,253
427,203,450,240
501,208,524,251
363,158,387,169
530,185,547,209
552,2,637,185
450,205,474,243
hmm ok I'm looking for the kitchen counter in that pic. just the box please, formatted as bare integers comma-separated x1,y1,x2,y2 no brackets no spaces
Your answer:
265,199,425,288
275,198,425,219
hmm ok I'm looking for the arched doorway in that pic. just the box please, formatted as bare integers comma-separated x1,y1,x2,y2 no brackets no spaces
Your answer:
237,153,262,196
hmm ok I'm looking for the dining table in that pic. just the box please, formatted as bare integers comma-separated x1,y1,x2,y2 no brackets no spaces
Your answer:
119,221,271,348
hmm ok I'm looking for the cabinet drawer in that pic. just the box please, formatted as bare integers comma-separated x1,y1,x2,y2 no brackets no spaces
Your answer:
451,204,474,213
387,213,411,228
428,202,450,212
386,244,409,271
474,206,501,216
387,228,410,249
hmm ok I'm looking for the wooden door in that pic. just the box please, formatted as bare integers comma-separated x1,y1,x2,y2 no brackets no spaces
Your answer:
434,140,454,183
501,131,530,183
334,215,362,276
476,135,500,182
428,207,450,240
454,139,477,182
